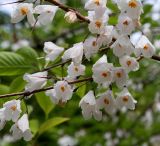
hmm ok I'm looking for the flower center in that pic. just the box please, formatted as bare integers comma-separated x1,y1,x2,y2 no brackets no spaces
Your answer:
143,44,149,50
126,60,132,66
116,72,122,78
122,96,129,102
94,0,100,5
95,21,102,28
74,67,79,72
20,7,28,15
128,0,137,8
60,86,65,92
104,98,110,105
123,20,129,26
10,105,17,111
92,41,97,47
101,72,108,78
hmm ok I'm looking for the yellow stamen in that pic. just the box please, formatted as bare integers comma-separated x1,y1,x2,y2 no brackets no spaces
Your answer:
74,67,79,72
126,60,132,66
20,7,28,15
92,41,97,47
104,98,110,105
102,72,108,78
95,21,102,28
128,0,137,8
143,45,148,50
116,72,122,78
123,20,129,25
61,86,65,92
122,96,129,102
10,105,17,111
94,0,100,5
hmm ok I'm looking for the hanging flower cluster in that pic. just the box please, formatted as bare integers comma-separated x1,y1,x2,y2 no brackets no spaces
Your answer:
0,0,157,141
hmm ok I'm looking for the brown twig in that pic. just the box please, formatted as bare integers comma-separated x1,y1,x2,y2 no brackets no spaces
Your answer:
0,77,93,99
45,0,90,23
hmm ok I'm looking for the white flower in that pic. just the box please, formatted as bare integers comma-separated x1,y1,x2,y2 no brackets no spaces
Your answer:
113,67,128,88
23,71,48,92
64,11,77,23
92,55,113,85
58,135,78,146
3,100,21,122
62,42,83,65
97,25,114,46
111,35,134,57
10,114,32,141
119,55,139,72
46,81,73,104
44,42,64,62
97,90,116,115
117,0,143,19
115,88,137,110
67,62,85,78
11,3,35,26
34,5,58,25
0,108,6,130
88,7,109,34
135,35,156,58
12,39,30,52
83,36,101,60
117,13,135,35
85,0,107,10
79,91,102,121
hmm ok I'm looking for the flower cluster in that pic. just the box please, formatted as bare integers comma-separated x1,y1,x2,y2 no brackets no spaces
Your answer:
0,100,32,141
2,0,157,142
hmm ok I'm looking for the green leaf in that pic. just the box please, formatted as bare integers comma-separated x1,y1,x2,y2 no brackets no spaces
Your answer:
0,52,34,76
0,84,10,94
10,76,25,93
76,84,86,97
35,92,54,117
38,117,69,135
0,84,10,106
16,47,39,63
30,119,39,135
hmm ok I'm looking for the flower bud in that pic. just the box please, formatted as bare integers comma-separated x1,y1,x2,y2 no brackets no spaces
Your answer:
64,11,77,23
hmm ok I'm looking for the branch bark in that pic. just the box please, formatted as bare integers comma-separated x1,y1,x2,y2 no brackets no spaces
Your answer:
45,0,90,23
0,77,93,99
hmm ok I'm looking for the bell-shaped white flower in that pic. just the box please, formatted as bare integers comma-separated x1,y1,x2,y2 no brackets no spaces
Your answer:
97,90,116,115
119,55,139,72
0,108,6,130
88,7,109,34
64,11,77,23
92,55,113,85
23,71,48,92
83,36,101,60
117,13,135,35
44,42,64,62
46,81,73,104
111,35,134,57
11,3,35,26
10,114,32,141
117,0,143,19
34,5,58,25
85,0,107,10
79,91,102,121
62,42,83,65
67,62,85,78
113,67,128,88
135,35,156,58
3,100,21,122
115,88,137,110
97,25,114,46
